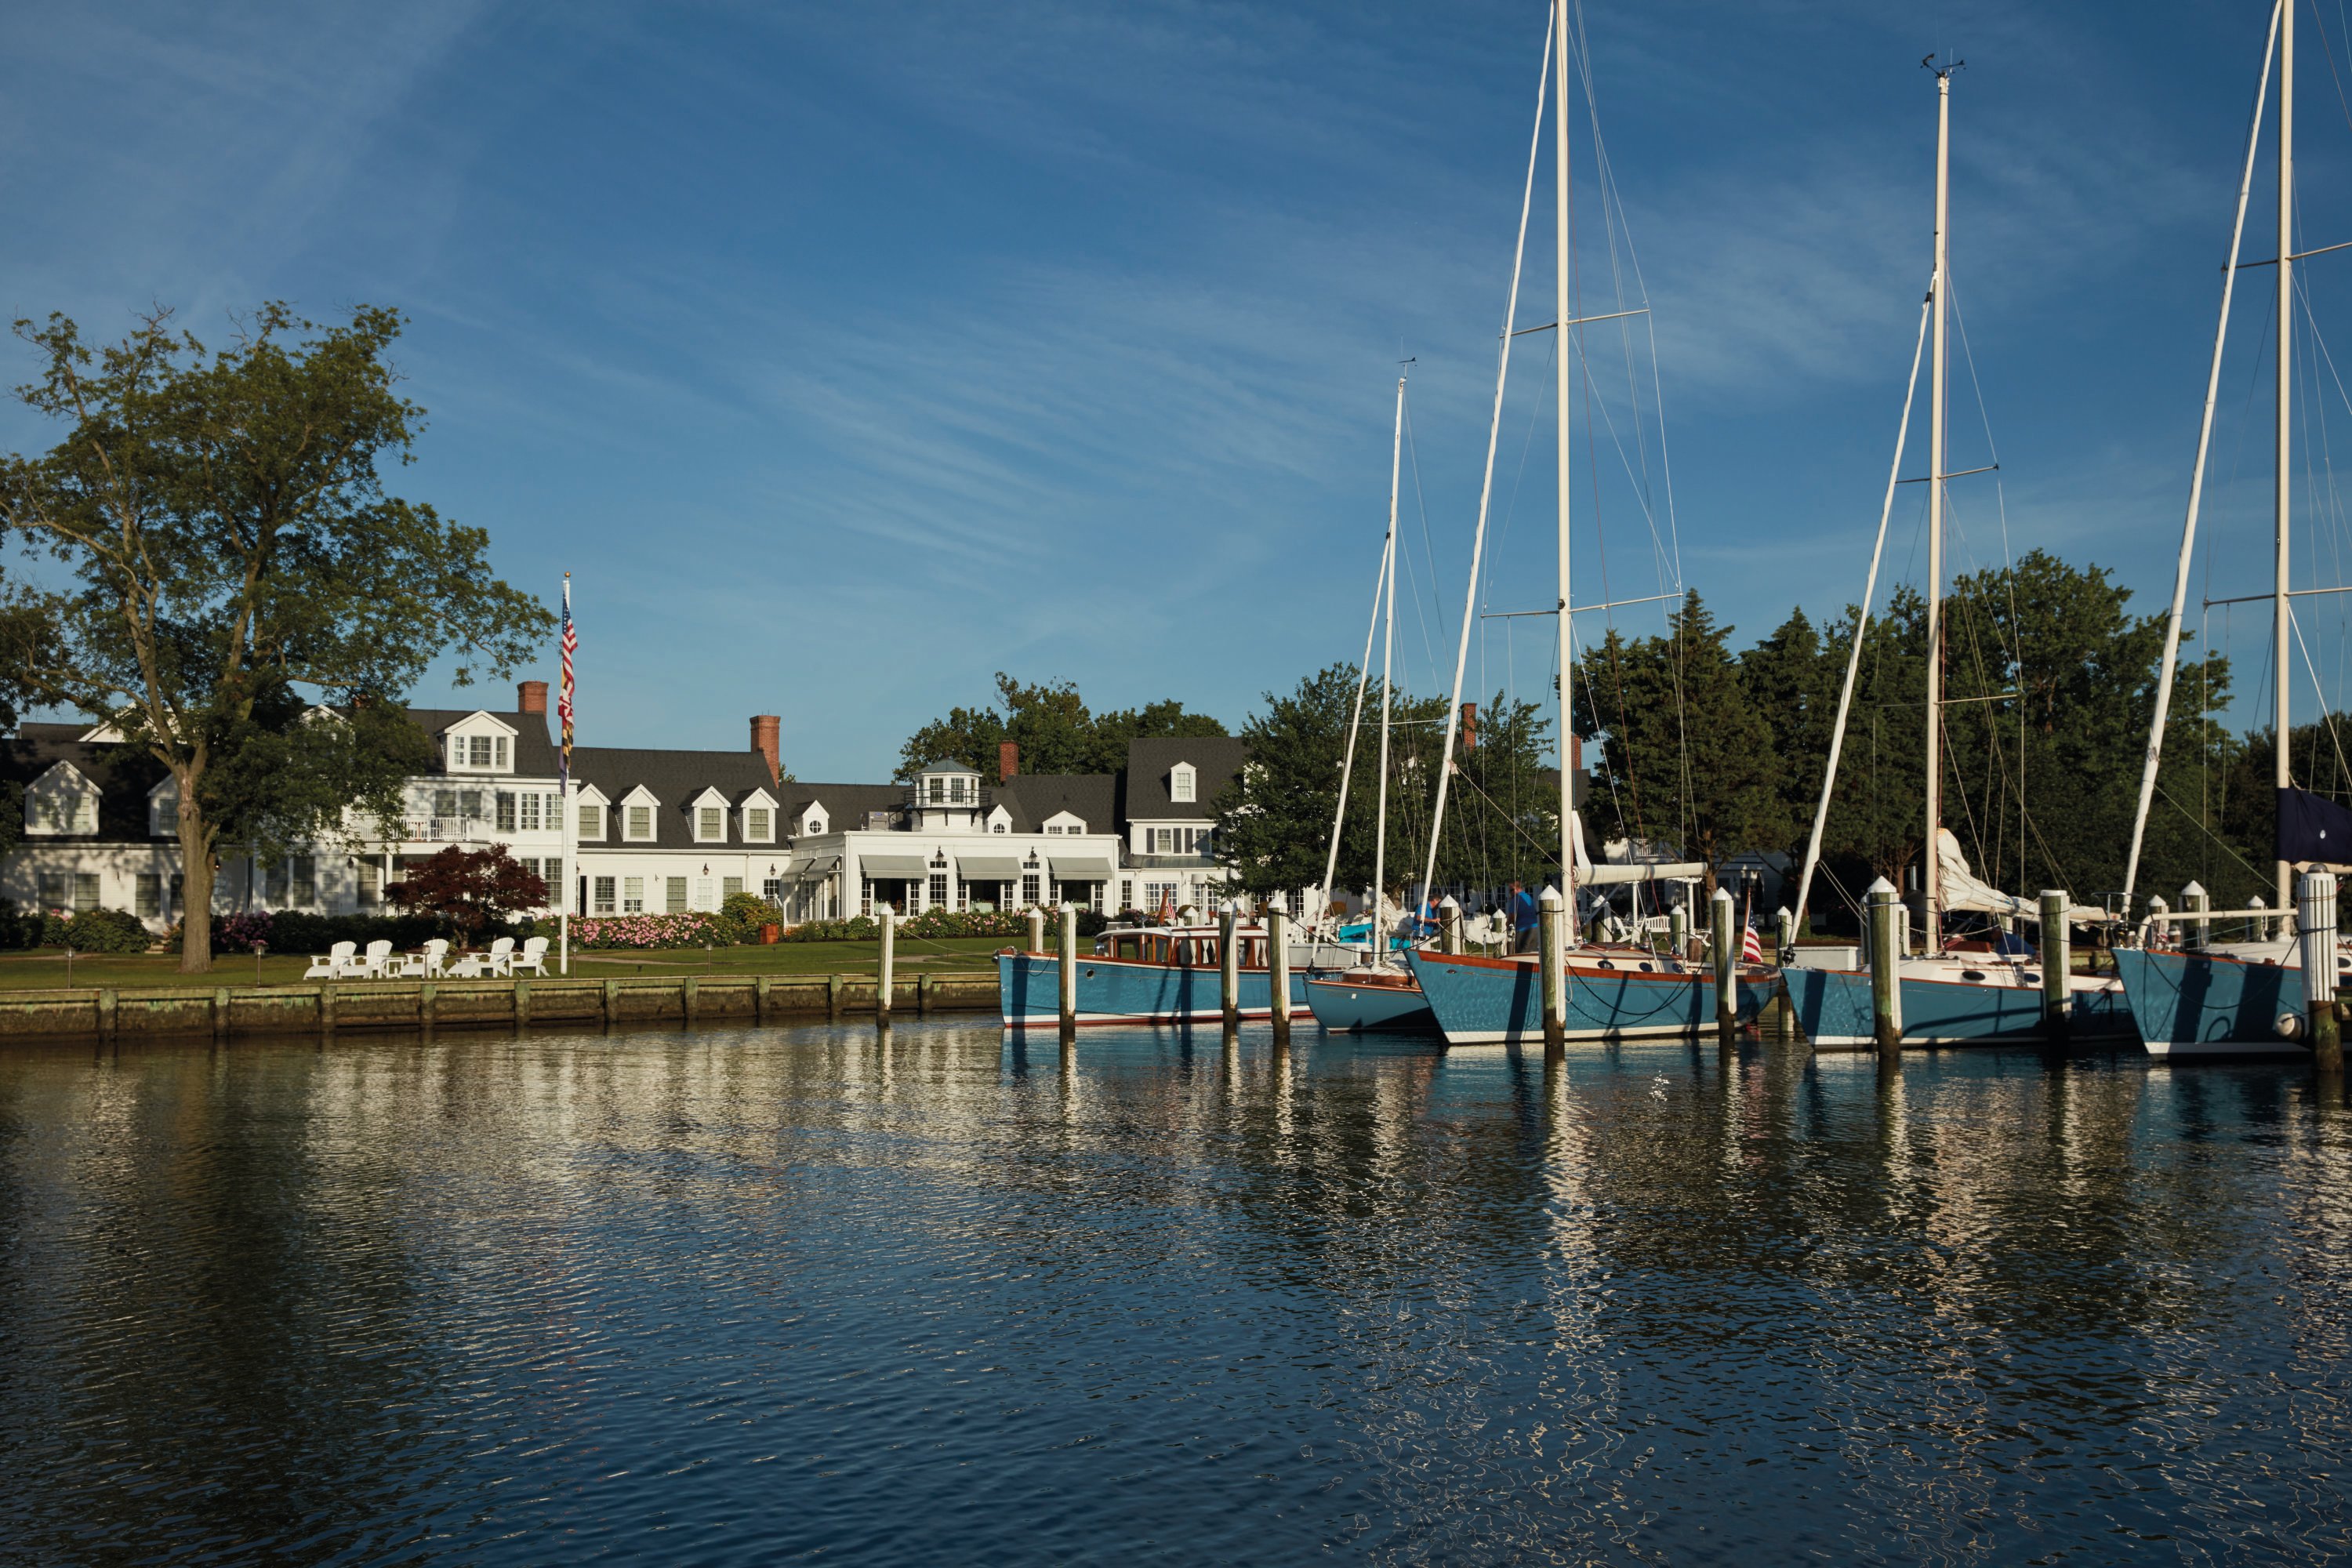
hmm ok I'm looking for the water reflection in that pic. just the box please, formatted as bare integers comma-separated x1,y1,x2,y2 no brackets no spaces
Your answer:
0,1025,2347,1563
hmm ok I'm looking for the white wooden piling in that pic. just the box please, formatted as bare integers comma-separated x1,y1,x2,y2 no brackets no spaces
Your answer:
2039,890,2070,1042
2182,880,2210,951
1538,885,1565,1053
877,909,897,1026
1268,906,1292,1041
2299,869,2341,1070
1219,905,1240,1028
1867,877,1903,1062
1058,903,1079,1031
1710,887,1736,1040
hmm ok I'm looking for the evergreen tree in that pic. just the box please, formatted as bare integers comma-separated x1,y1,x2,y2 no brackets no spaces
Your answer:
1573,590,1788,892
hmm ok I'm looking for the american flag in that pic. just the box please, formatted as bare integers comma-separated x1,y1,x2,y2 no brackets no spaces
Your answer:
1740,902,1764,965
557,575,575,776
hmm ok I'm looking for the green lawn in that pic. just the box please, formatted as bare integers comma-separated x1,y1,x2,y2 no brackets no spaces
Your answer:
0,935,1014,990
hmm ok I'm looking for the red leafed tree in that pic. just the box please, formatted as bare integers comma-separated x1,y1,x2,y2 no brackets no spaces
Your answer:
389,845,546,942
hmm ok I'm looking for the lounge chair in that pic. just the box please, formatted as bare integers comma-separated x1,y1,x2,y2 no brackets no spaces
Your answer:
509,936,549,977
354,940,394,980
485,936,517,978
446,950,488,978
303,941,357,980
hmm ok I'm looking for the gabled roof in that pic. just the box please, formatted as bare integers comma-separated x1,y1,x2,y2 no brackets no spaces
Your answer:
568,745,785,850
401,708,561,775
1122,736,1249,821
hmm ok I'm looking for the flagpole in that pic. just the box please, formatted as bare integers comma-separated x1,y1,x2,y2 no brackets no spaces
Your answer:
557,573,575,977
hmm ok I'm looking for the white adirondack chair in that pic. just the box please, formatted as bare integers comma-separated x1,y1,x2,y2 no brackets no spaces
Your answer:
303,941,357,980
509,936,549,977
485,936,517,977
355,940,394,979
419,938,450,978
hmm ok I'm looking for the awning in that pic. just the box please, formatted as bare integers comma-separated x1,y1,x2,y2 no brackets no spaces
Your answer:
1051,856,1116,880
786,855,840,881
956,855,1023,880
858,854,931,879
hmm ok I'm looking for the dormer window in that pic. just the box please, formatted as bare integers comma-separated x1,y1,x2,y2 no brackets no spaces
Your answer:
805,812,826,836
627,806,654,840
698,806,724,840
745,807,772,841
446,720,516,773
25,767,98,836
993,822,1007,833
151,786,179,838
579,803,605,840
1171,763,1196,804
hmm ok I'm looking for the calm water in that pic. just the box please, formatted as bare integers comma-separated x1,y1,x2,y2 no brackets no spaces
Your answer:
2,1023,2348,1565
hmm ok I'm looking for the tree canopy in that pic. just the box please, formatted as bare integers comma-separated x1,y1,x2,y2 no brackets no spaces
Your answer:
898,672,1225,779
0,303,551,970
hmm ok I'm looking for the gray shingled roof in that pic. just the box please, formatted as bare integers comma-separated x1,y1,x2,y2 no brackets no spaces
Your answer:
407,707,563,777
997,773,1118,834
1121,736,1249,822
778,782,906,832
572,746,782,849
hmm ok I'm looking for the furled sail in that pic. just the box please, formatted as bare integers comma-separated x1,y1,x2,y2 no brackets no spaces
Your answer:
1933,829,2104,924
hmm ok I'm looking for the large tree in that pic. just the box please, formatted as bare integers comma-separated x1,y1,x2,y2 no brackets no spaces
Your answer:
0,304,550,971
898,672,1225,779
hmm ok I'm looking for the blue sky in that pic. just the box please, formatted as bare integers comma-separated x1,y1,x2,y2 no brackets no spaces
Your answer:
5,1,2349,779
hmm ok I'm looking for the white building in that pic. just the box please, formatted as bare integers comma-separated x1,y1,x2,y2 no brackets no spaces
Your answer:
2,685,1305,931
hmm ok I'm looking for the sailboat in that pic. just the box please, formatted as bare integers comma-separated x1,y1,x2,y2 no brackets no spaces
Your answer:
2113,0,2350,1058
1782,59,2135,1049
1305,370,1440,1033
1399,2,1761,1046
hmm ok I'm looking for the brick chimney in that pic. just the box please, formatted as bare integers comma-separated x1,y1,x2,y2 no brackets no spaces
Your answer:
1459,702,1478,750
999,741,1019,782
750,714,781,784
517,680,547,715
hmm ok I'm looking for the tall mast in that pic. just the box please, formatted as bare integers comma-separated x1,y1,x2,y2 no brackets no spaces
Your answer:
1924,61,1955,949
2121,1,2281,905
1374,372,1403,950
1555,0,1575,929
1419,5,1552,911
2275,3,2296,912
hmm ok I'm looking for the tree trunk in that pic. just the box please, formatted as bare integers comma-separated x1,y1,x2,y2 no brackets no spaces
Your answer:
176,786,214,974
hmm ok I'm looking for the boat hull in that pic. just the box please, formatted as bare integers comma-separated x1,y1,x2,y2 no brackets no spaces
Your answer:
1406,948,1769,1044
2112,947,2309,1059
996,951,1309,1027
1303,975,1437,1033
1787,965,2134,1048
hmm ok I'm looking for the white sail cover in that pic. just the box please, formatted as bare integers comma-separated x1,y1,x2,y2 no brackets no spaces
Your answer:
1934,829,2104,924
1572,811,1707,886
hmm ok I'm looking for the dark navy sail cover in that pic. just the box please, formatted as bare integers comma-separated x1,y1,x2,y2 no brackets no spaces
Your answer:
2275,785,2352,865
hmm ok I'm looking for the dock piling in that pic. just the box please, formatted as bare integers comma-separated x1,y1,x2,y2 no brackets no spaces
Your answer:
1219,905,1240,1027
1268,906,1292,1044
2040,890,2071,1044
1668,905,1689,964
877,911,896,1027
1027,906,1045,957
1058,903,1078,1033
2183,880,2210,951
1439,895,1462,955
1710,887,1736,1046
1775,906,1795,964
2299,869,2342,1071
1538,886,1565,1054
1867,877,1903,1064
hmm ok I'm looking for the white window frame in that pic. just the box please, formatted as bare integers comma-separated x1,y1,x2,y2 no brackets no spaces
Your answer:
1171,763,1196,804
578,802,606,840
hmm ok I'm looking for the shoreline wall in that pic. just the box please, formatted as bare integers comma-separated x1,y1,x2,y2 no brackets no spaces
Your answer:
0,974,1000,1044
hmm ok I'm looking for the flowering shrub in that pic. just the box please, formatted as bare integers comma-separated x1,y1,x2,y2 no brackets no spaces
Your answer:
569,912,734,950
216,911,276,953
